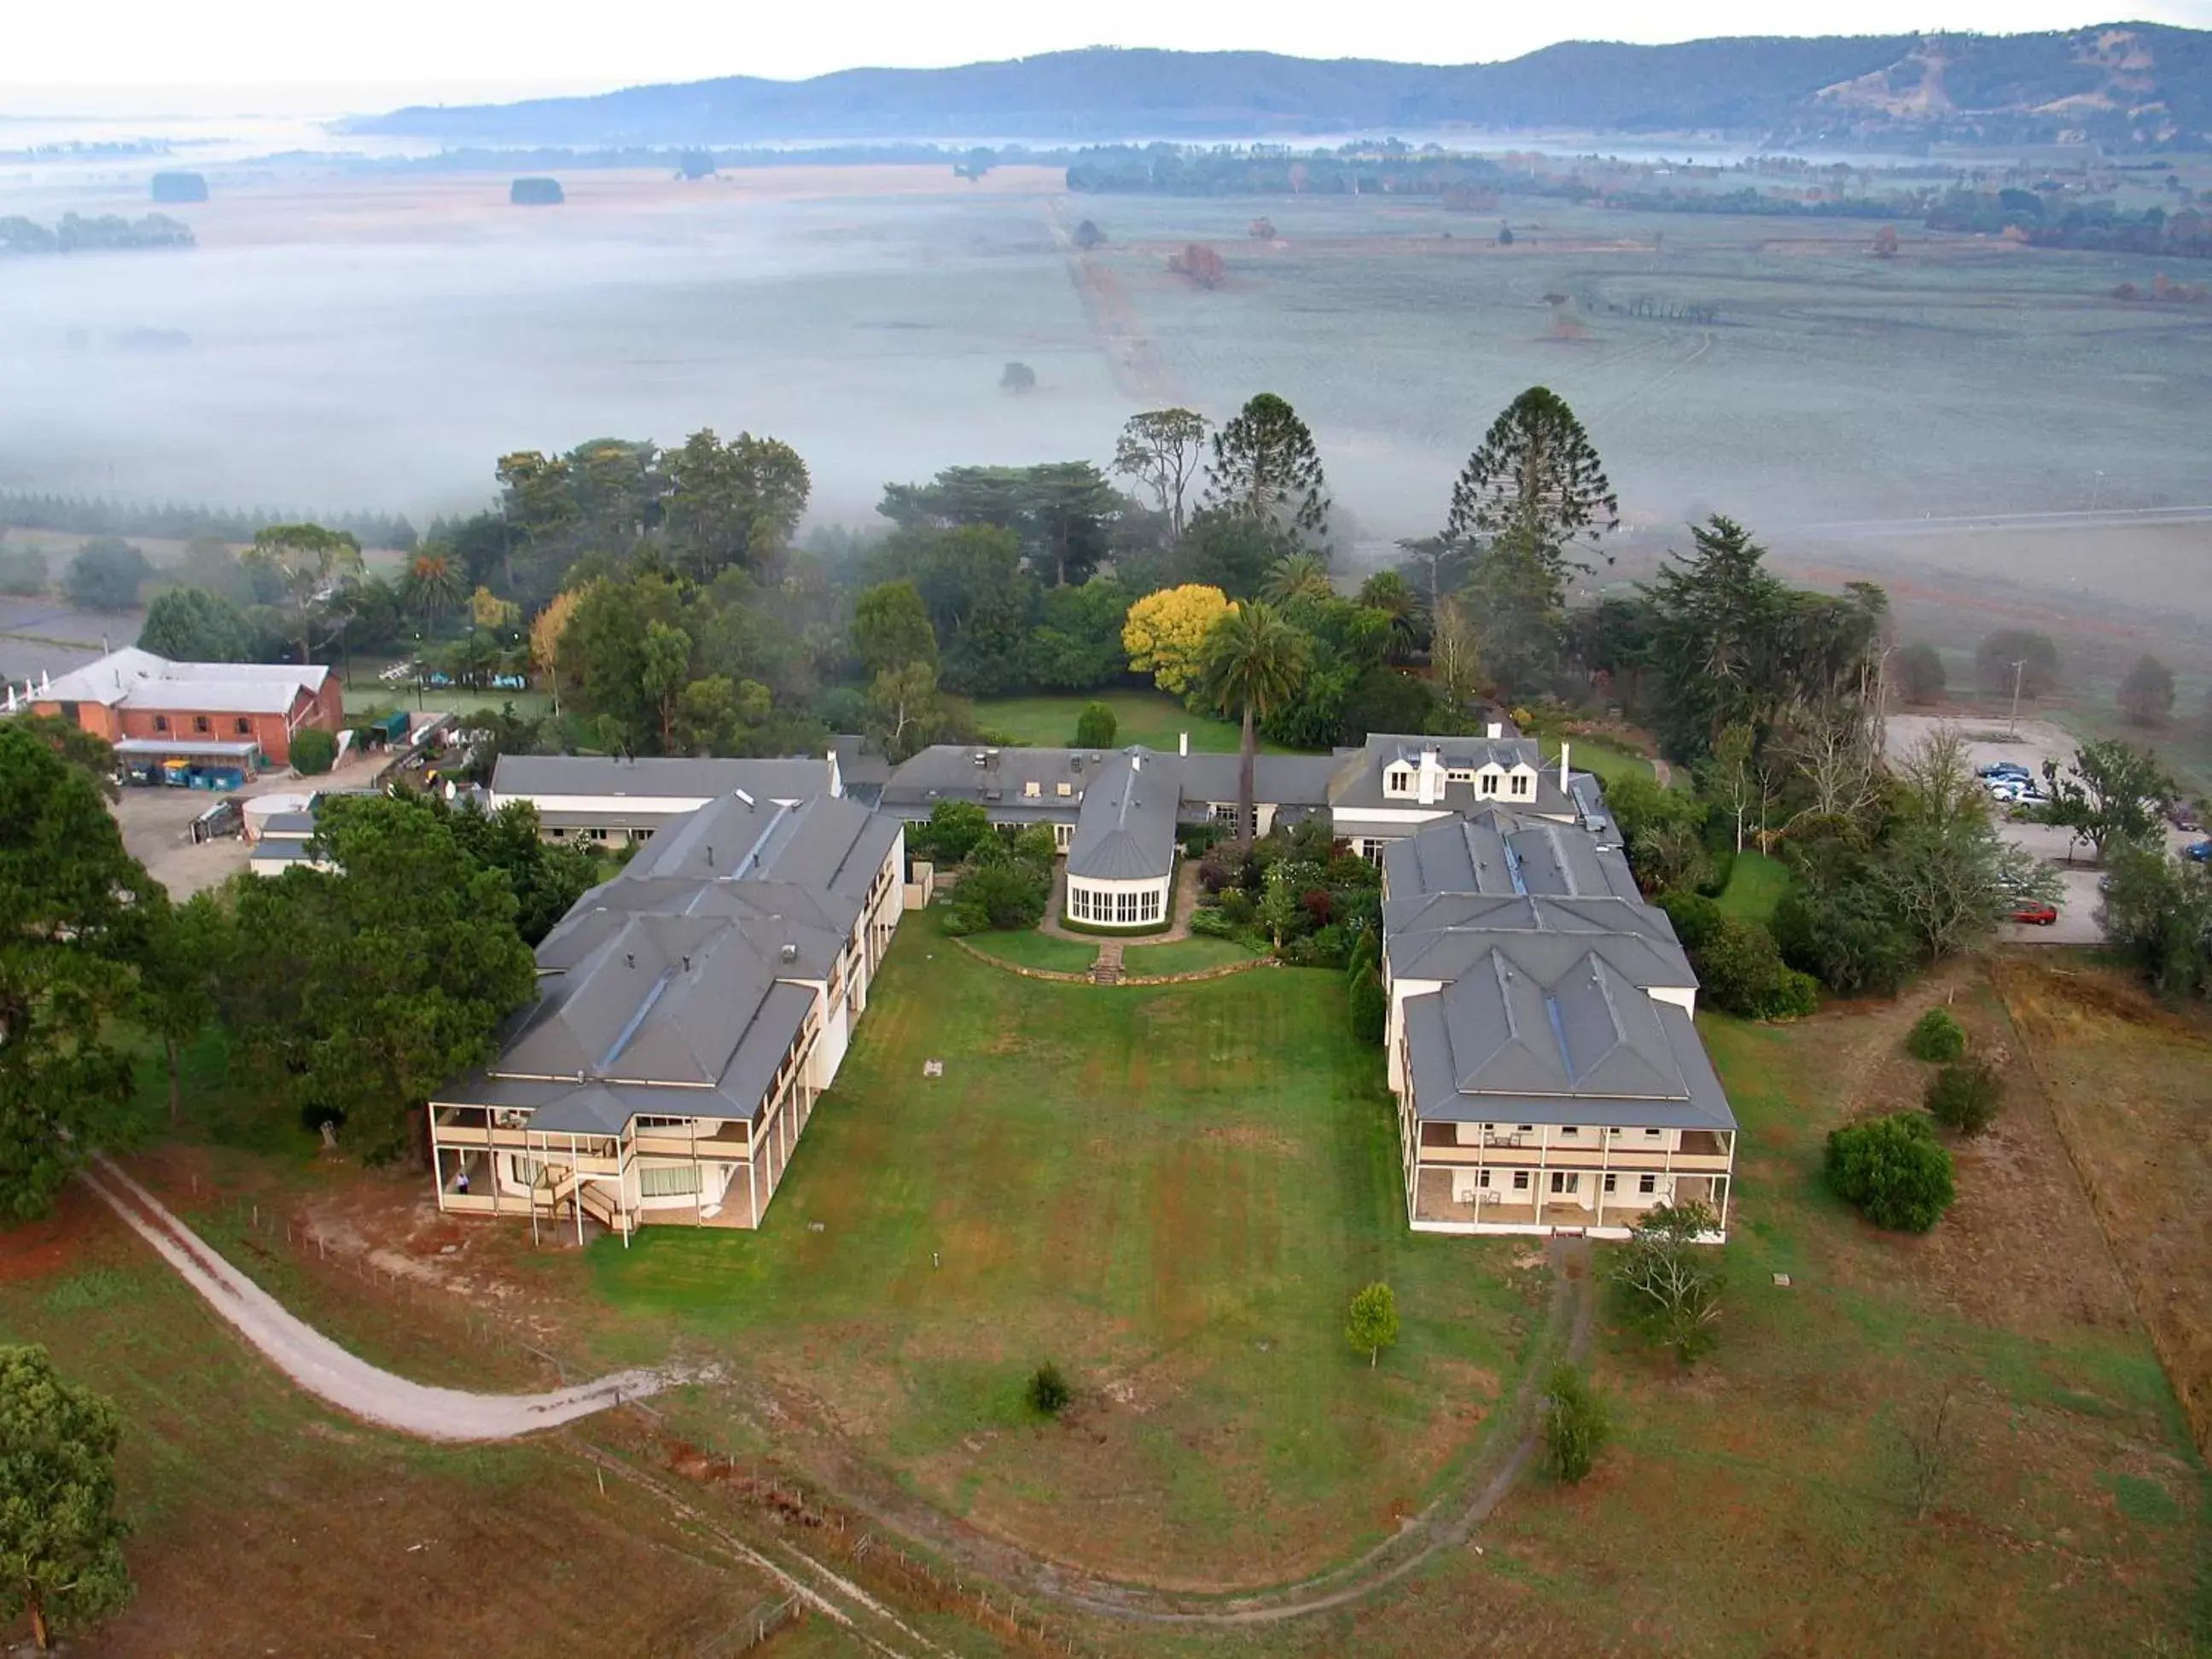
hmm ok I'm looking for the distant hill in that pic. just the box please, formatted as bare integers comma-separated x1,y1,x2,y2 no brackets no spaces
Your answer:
356,26,2212,153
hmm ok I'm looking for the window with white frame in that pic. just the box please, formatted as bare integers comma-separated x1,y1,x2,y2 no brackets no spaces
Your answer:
1511,1170,1530,1190
1510,772,1532,797
639,1165,702,1198
1023,780,1041,798
1551,1171,1579,1194
1603,1173,1618,1193
1639,1173,1657,1194
1054,823,1073,850
1212,803,1241,825
1479,1169,1493,1188
1386,768,1412,794
1478,771,1501,796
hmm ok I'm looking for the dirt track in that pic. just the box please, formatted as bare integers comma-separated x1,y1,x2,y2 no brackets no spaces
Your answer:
84,1157,673,1441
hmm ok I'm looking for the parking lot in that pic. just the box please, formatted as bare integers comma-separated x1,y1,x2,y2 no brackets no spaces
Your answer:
109,748,385,899
1884,714,2199,947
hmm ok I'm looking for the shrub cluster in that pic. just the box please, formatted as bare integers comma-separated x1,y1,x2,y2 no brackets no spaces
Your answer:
1027,1362,1071,1417
1189,819,1380,966
940,827,1053,935
1905,1007,1967,1063
289,728,337,777
1540,1365,1610,1483
1925,1060,2002,1136
1825,1113,1955,1232
1656,893,1814,1020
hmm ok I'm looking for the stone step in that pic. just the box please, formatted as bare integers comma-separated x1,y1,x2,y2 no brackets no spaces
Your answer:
1091,941,1124,985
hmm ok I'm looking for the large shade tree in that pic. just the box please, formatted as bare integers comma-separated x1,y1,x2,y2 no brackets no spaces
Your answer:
1201,393,1330,549
1202,602,1308,841
137,585,253,662
1112,408,1209,538
1444,386,1617,598
219,794,539,1162
662,428,811,580
0,1346,132,1651
247,521,364,664
0,724,160,1218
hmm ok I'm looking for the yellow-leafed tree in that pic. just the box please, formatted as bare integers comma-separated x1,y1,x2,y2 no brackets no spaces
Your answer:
528,586,584,714
1122,584,1231,697
471,585,521,632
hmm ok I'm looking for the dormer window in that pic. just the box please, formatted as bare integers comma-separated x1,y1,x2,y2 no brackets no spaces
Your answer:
1510,773,1532,797
1477,771,1501,797
1056,782,1072,797
1023,780,1040,799
1387,768,1412,794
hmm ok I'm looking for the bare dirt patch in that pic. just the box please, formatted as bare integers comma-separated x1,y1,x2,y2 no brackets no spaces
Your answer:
0,1183,105,1284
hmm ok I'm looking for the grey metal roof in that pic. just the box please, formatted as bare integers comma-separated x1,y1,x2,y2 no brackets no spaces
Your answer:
247,838,324,864
1385,904,1696,993
1066,749,1179,882
830,733,892,789
1171,752,1348,811
492,754,832,803
259,812,317,839
619,792,898,901
880,744,1097,817
1382,812,1641,905
1329,733,1578,819
1401,960,1734,1130
437,756,888,1141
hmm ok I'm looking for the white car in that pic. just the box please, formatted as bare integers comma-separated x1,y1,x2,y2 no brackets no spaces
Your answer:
1985,779,2024,802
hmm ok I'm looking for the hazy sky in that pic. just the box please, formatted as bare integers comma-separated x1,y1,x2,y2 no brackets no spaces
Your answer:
6,0,2209,108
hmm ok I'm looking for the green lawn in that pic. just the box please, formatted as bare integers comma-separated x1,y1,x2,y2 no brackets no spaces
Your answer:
1563,733,1656,789
341,666,551,723
1714,849,1795,927
972,689,1307,754
1121,936,1259,976
958,925,1100,975
585,919,1537,1587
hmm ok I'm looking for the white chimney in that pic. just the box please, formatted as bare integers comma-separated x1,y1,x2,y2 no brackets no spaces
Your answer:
1559,742,1571,793
1131,752,1143,772
1486,720,1503,741
39,670,51,694
1179,731,1189,757
1416,748,1446,806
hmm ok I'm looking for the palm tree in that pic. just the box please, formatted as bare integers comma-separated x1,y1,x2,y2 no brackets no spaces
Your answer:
1262,551,1334,607
1202,602,1308,842
402,551,464,632
1357,569,1423,663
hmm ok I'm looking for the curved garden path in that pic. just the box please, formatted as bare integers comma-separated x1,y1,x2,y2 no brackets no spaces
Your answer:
83,1156,674,1443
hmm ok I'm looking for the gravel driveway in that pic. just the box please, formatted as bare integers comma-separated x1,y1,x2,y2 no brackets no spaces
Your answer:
87,1158,672,1441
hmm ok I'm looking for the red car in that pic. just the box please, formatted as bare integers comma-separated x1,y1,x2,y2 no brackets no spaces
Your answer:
2011,900,2058,926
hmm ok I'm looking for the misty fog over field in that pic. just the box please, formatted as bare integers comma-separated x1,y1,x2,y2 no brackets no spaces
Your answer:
2,154,2209,562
